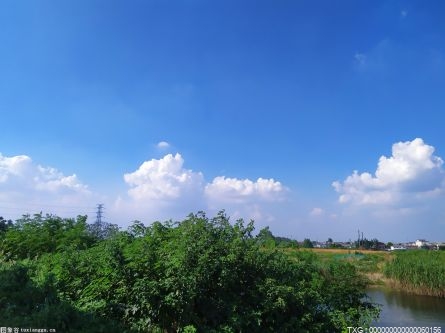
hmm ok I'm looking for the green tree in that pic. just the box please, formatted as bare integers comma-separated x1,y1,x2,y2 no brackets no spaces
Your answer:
0,216,13,234
7,211,378,332
302,238,314,248
1,214,95,260
0,262,125,332
256,226,276,248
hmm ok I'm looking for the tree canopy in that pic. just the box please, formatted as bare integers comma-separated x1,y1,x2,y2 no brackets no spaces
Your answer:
0,211,378,332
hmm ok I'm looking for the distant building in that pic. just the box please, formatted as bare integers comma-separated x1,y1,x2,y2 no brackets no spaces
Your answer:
376,242,386,250
390,245,406,251
415,239,428,248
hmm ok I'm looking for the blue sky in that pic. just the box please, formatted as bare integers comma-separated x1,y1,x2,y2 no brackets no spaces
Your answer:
1,0,445,242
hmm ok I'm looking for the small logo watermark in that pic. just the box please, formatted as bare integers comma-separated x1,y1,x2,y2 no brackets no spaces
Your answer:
0,328,16,333
0,328,55,333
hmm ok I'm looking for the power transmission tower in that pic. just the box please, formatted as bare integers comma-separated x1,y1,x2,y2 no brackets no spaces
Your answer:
95,203,104,225
89,203,117,240
90,203,106,239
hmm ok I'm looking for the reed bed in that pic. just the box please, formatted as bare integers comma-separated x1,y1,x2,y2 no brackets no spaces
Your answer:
384,250,445,297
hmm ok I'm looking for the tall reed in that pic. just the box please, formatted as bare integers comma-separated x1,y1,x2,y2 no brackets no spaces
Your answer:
384,250,445,297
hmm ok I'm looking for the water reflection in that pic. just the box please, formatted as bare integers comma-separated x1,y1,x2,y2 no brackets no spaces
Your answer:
367,287,445,328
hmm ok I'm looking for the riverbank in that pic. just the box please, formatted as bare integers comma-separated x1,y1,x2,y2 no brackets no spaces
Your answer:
383,250,445,298
281,248,445,298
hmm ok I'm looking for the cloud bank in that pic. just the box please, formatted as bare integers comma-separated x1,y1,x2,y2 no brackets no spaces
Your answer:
0,153,89,194
0,151,287,225
0,153,91,216
205,176,285,203
333,138,445,206
120,153,287,223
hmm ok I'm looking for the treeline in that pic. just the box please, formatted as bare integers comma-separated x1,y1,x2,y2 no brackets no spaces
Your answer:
0,212,379,332
384,250,445,297
256,228,385,251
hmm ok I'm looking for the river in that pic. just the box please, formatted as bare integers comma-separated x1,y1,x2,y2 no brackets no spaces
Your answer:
367,287,445,329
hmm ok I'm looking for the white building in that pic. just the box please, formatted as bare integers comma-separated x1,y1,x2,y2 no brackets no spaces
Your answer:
415,239,428,248
390,245,406,251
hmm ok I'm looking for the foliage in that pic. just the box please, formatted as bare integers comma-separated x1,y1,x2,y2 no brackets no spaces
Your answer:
302,238,314,248
87,219,120,240
384,250,445,297
0,211,379,332
355,238,384,250
0,262,125,332
0,216,13,234
1,214,96,260
275,236,299,248
256,226,298,249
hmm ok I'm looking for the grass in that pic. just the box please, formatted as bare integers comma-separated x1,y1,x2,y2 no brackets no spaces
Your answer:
279,247,445,297
279,248,389,284
384,250,445,297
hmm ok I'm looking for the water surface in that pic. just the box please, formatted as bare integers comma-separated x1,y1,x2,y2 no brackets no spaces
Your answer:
367,287,445,329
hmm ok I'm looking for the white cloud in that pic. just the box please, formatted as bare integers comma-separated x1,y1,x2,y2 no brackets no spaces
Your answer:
117,154,288,225
0,153,89,194
123,154,286,205
354,53,367,67
310,207,324,216
34,166,89,193
157,141,170,149
204,176,287,226
0,153,91,218
110,153,205,224
124,153,204,201
333,138,445,206
205,176,286,203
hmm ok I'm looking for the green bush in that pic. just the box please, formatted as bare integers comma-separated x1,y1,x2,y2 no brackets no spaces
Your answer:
2,211,379,332
0,262,126,332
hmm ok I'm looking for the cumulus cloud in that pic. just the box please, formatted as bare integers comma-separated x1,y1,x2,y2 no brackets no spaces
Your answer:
124,153,204,201
110,153,204,224
333,138,445,205
203,176,287,225
0,153,91,218
205,176,286,203
0,153,89,194
118,153,288,225
157,141,170,149
123,154,286,205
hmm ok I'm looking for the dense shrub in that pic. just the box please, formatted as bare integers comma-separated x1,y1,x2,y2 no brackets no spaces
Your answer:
1,211,379,332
